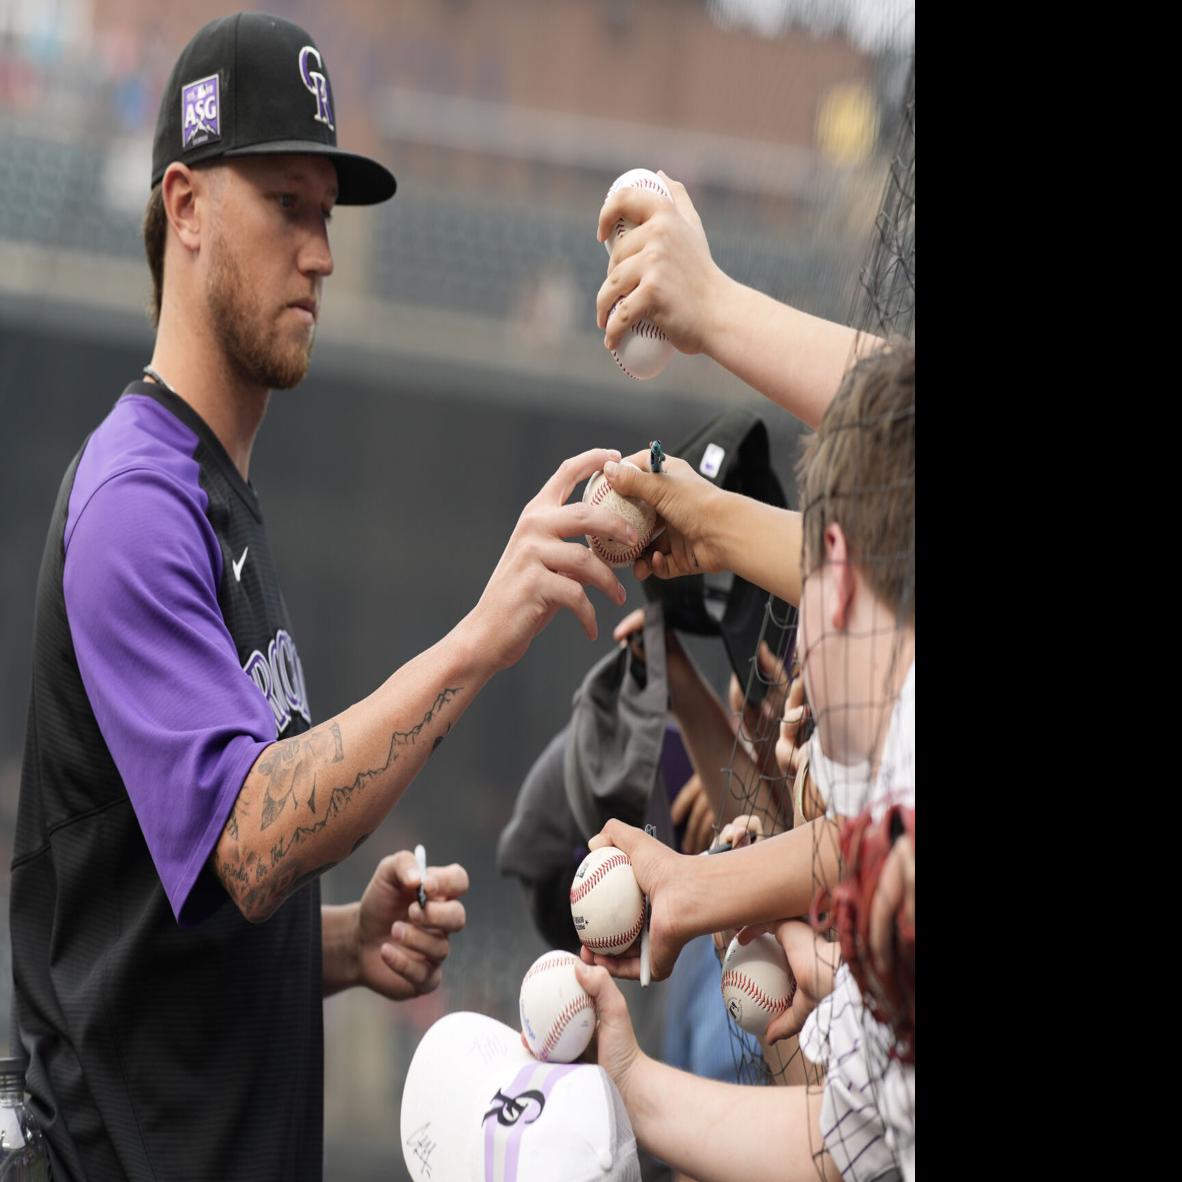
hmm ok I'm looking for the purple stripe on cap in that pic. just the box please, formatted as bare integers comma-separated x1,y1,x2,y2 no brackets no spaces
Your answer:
485,1062,579,1182
484,1095,497,1182
504,1064,578,1181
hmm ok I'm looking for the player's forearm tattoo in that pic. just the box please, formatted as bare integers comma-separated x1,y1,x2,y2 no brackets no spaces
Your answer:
217,688,460,919
257,721,344,831
429,723,451,758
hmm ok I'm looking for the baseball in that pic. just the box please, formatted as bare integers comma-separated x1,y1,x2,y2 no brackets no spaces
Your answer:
582,460,663,568
721,932,797,1039
570,846,645,956
519,950,596,1063
603,167,675,381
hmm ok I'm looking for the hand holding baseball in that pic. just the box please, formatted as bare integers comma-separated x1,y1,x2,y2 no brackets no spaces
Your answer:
570,847,645,956
596,170,730,358
760,919,842,1044
582,461,664,565
601,451,726,581
577,819,688,982
519,951,596,1063
573,961,645,1104
354,851,469,1002
721,930,796,1039
469,448,639,669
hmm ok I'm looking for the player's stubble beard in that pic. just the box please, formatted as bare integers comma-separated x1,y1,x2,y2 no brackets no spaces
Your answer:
206,225,314,391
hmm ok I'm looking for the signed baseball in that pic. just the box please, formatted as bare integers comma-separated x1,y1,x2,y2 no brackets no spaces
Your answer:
570,846,645,956
721,932,797,1038
603,167,675,381
519,950,596,1063
582,460,663,568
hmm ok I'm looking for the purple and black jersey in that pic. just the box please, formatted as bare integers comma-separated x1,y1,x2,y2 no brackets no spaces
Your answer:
9,382,323,1180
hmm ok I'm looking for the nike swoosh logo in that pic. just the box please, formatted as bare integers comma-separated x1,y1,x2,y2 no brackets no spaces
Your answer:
232,546,249,582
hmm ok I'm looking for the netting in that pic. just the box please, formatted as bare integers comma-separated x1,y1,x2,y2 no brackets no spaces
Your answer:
851,58,915,343
712,53,915,1168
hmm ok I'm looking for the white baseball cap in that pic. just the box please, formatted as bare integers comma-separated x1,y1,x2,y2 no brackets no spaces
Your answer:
400,1011,641,1182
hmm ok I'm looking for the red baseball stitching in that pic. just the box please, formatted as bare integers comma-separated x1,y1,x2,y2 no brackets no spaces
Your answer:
608,175,670,213
522,953,578,988
721,970,790,1015
570,850,634,904
629,319,665,340
579,910,644,953
584,480,653,566
610,321,671,380
606,175,672,381
541,994,594,1061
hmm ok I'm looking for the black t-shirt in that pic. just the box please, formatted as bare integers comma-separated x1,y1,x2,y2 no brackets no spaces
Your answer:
9,382,323,1180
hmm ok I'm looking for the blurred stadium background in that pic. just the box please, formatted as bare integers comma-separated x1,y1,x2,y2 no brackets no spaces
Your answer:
0,1,913,1177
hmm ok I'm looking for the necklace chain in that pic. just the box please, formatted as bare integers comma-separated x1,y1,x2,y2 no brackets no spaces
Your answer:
142,366,178,397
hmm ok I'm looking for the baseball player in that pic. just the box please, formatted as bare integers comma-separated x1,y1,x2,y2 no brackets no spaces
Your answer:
7,13,637,1180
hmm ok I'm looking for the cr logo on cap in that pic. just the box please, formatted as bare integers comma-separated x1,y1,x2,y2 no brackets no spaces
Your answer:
483,1088,546,1128
298,45,334,131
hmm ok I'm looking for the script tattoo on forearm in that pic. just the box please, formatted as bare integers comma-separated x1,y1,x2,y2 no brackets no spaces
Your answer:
217,688,460,919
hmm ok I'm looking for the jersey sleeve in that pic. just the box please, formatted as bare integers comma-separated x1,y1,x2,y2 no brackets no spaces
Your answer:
63,466,277,925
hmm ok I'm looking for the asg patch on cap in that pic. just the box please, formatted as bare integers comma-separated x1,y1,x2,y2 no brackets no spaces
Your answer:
152,12,395,205
181,74,220,150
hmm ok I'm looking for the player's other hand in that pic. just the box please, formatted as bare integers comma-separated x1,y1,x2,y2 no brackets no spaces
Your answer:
601,451,724,582
578,819,688,982
596,171,729,359
574,962,645,1105
470,448,639,670
355,851,470,1002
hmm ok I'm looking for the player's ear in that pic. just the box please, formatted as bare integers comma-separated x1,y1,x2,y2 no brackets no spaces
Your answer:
160,162,204,255
825,523,855,632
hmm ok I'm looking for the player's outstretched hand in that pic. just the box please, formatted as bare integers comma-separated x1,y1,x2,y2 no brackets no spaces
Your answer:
601,451,725,582
596,170,730,359
574,962,645,1104
472,448,640,670
578,819,688,982
354,851,470,1002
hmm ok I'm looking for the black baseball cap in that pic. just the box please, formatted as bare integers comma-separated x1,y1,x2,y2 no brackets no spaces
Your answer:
151,12,396,205
643,408,798,704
